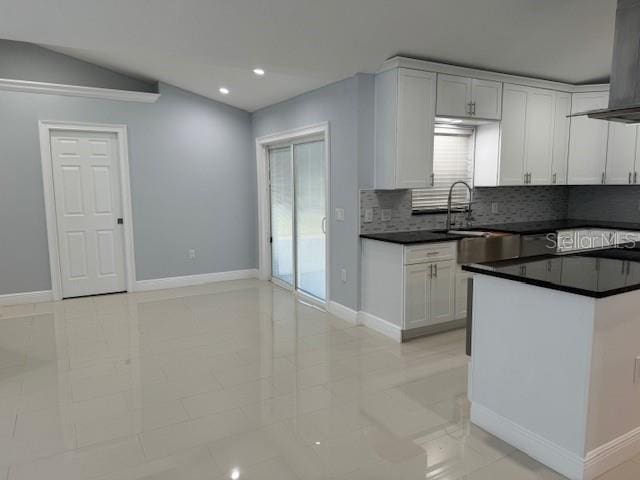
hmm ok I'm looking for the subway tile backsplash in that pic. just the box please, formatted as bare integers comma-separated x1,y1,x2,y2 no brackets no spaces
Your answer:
360,186,569,234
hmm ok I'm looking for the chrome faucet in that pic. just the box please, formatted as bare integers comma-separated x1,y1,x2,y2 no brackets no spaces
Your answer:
446,181,473,231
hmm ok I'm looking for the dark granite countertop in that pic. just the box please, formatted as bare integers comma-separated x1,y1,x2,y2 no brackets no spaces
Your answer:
360,219,640,245
360,231,467,244
474,219,640,235
463,248,640,298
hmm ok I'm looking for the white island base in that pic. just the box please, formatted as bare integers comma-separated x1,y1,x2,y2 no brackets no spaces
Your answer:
469,274,640,480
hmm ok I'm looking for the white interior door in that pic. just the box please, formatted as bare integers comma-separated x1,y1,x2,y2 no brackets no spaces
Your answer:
50,130,126,298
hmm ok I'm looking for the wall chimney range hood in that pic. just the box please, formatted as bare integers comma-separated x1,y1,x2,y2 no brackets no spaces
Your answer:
586,0,640,123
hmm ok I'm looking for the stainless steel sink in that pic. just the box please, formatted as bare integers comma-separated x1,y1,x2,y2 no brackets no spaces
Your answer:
449,231,521,264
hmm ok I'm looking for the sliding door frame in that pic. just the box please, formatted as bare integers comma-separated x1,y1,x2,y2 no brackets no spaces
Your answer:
255,122,330,306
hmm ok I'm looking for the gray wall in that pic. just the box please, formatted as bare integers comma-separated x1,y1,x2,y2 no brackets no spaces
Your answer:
360,186,570,233
252,74,374,310
0,83,255,295
0,40,157,92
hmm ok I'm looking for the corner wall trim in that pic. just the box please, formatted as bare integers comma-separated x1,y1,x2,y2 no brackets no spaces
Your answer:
327,301,358,324
0,78,160,103
0,290,53,306
135,269,259,292
357,311,402,342
471,403,586,480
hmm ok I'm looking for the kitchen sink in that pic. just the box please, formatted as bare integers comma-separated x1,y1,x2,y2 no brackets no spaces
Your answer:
448,230,521,264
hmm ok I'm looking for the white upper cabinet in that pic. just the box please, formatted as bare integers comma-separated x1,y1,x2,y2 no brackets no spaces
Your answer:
436,74,502,120
436,74,471,118
525,88,555,185
375,68,437,189
551,92,571,185
499,84,554,185
605,123,638,185
567,92,609,184
499,84,528,185
472,79,503,120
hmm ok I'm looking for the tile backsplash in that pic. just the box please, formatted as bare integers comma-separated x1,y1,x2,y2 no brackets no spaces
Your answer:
568,186,640,223
360,186,569,234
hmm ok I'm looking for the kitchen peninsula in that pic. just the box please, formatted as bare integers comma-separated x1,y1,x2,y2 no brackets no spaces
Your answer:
464,249,640,480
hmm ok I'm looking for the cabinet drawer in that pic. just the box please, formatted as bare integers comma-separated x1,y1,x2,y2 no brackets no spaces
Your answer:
404,242,455,264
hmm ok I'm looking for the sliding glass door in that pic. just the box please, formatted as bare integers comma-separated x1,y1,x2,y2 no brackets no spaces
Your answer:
269,140,326,301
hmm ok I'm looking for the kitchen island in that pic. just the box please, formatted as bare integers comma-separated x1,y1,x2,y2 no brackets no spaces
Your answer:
463,250,640,480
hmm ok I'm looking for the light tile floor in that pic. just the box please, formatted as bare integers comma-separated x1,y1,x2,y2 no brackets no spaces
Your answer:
0,279,638,479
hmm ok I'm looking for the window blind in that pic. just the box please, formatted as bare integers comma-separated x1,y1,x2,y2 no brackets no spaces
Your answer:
412,126,474,212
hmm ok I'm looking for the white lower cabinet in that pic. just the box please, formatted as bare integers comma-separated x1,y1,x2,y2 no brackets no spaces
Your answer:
404,259,455,329
361,239,465,341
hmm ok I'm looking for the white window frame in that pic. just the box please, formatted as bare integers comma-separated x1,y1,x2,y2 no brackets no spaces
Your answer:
412,125,476,213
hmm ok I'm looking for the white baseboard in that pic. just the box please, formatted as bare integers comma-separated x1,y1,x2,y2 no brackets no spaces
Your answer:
327,301,358,324
0,290,53,306
357,311,402,342
135,269,259,292
471,403,585,480
584,425,640,480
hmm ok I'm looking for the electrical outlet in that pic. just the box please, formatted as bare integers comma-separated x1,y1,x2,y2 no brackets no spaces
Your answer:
188,249,196,259
381,209,392,222
341,268,347,283
335,208,345,222
364,208,374,223
491,202,499,214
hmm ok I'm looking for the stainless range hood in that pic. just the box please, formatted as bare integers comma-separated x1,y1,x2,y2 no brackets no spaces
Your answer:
587,0,640,123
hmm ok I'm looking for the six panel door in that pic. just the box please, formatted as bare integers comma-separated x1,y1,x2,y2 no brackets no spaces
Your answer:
50,130,126,298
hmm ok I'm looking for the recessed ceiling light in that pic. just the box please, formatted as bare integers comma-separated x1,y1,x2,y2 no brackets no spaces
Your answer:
253,68,265,76
230,468,240,480
219,87,230,95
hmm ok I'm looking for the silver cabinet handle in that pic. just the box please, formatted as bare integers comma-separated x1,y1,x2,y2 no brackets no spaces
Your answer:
552,173,557,184
434,263,438,278
635,172,638,184
524,173,528,184
601,172,606,184
630,172,633,184
429,264,434,278
472,102,476,116
321,217,327,234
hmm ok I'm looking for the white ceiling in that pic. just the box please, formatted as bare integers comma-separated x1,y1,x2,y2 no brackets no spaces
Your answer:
0,0,617,111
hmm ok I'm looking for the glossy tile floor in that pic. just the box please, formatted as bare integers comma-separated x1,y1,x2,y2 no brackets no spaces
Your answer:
1,279,639,480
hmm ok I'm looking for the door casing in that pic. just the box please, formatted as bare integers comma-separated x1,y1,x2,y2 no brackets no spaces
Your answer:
39,121,136,301
256,122,330,307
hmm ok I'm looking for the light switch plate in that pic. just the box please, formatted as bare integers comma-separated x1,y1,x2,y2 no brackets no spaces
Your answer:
381,209,392,222
188,249,196,259
335,208,345,222
364,208,374,223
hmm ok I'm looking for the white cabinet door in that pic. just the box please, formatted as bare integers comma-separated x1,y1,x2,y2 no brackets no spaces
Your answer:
499,84,528,185
404,263,430,329
605,123,638,185
429,260,455,325
551,92,571,185
472,79,502,120
525,88,555,185
454,271,470,320
568,92,609,184
436,74,472,118
396,69,436,189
